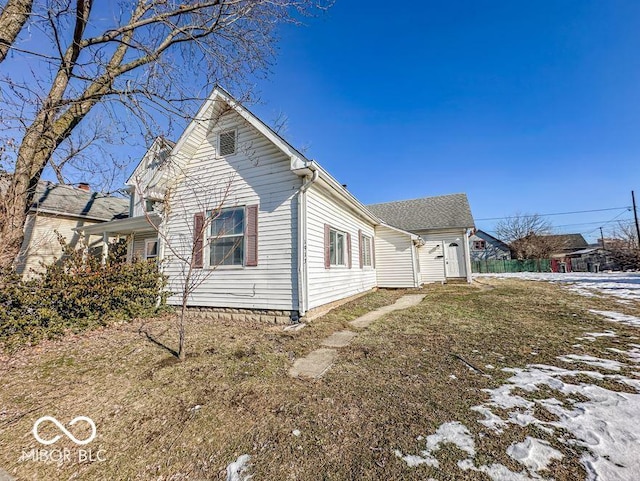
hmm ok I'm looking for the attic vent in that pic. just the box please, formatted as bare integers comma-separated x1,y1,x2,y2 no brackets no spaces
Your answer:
218,129,236,156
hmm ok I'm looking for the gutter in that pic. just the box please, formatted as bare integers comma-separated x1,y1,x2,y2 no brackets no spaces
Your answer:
296,165,319,318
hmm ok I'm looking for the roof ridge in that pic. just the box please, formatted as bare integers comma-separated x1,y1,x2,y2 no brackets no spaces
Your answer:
367,192,467,206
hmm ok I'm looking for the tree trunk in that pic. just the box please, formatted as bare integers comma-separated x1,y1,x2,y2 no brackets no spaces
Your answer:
0,0,33,63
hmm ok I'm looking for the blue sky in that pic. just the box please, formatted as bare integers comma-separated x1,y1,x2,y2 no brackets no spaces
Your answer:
246,0,640,242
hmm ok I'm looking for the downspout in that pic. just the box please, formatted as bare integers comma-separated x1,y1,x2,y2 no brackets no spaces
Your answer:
297,167,319,318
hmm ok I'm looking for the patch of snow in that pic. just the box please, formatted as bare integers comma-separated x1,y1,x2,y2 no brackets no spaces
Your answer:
577,330,616,342
395,422,475,469
449,374,457,380
485,364,495,370
557,354,625,371
475,272,640,301
507,437,563,473
473,363,640,480
226,454,252,481
292,429,301,437
590,310,640,328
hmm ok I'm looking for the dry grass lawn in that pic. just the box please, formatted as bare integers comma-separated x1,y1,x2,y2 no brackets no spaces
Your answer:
1,280,639,480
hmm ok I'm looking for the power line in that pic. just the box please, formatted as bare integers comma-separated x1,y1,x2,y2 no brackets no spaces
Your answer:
475,206,631,221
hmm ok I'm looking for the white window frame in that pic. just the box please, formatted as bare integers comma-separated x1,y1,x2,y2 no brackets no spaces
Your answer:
329,228,347,267
217,128,237,157
361,234,372,267
207,206,245,268
144,238,158,260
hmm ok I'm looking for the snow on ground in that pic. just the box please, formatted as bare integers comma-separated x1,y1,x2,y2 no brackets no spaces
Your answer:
576,330,616,341
589,310,640,328
226,454,252,481
474,363,640,480
557,354,626,371
397,348,640,480
475,272,640,301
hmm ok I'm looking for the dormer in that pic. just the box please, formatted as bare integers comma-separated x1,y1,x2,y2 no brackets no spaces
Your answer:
125,137,175,218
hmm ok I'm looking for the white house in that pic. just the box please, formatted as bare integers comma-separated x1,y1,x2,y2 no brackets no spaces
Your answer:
80,87,474,323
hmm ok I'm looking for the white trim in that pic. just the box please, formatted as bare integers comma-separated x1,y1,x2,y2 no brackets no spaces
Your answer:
329,228,348,267
206,206,245,267
144,238,159,260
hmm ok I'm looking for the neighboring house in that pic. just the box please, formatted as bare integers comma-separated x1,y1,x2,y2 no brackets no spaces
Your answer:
468,229,511,261
79,87,474,322
543,233,589,273
367,194,475,284
12,181,128,276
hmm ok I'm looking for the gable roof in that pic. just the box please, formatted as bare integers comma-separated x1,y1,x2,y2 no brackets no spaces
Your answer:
31,182,128,221
474,229,511,250
367,193,475,232
539,233,588,250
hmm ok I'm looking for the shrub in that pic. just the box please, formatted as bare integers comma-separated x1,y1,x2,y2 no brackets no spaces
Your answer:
0,239,167,351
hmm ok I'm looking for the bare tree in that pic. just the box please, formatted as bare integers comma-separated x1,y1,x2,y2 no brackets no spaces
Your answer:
0,0,330,270
495,213,564,260
607,221,640,270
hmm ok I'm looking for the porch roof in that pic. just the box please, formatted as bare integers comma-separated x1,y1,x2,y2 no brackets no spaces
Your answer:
76,213,160,235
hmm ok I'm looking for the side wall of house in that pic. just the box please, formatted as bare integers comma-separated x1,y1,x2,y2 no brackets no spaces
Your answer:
162,109,302,311
16,213,102,277
469,232,511,260
305,185,377,309
131,232,158,261
417,229,468,283
374,225,418,288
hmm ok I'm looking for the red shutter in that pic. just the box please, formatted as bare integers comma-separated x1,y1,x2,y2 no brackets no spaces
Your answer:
347,232,352,269
245,204,258,267
324,224,331,269
358,229,363,269
193,212,204,268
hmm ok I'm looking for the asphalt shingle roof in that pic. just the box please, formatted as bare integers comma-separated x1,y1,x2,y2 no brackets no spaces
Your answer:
32,182,128,221
367,193,475,232
539,234,588,250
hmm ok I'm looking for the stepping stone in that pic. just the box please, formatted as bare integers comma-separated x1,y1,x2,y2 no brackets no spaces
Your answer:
349,294,425,329
289,348,337,379
321,330,357,348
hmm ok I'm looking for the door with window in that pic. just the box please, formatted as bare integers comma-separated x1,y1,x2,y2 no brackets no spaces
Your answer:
445,241,465,277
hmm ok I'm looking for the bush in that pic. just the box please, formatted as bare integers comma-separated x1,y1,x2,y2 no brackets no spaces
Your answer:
0,239,167,351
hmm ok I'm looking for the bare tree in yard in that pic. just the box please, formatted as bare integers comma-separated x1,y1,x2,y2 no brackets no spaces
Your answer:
607,222,640,270
495,212,564,260
0,0,329,271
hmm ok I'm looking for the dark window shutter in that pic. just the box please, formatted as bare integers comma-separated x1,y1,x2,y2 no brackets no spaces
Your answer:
358,229,363,269
347,232,352,269
324,224,331,269
245,204,258,267
193,212,205,268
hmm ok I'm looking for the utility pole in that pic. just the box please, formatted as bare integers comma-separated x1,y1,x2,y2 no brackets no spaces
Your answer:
599,227,606,250
633,191,640,249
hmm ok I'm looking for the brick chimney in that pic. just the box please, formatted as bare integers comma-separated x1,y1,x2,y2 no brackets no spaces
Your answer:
77,182,90,191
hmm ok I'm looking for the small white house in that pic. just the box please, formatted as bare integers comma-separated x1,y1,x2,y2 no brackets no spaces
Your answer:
80,87,475,322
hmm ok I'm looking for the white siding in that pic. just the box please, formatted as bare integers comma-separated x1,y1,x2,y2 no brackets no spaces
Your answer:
16,213,102,277
306,185,377,309
131,232,157,260
374,225,418,288
162,110,302,311
416,229,468,282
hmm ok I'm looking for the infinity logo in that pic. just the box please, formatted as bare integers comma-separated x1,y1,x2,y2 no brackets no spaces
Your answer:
32,416,97,446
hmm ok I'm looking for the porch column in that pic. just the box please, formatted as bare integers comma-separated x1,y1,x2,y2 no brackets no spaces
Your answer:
101,232,109,265
463,229,472,283
83,233,90,262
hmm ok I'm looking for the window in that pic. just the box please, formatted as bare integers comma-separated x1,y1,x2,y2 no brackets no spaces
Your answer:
361,234,372,267
218,129,236,156
145,239,158,260
473,240,486,250
209,207,244,266
329,229,347,266
145,199,159,212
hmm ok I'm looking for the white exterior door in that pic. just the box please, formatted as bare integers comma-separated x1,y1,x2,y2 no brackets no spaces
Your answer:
445,241,465,278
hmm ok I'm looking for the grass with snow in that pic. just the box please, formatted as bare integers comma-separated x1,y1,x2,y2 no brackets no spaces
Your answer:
1,278,639,479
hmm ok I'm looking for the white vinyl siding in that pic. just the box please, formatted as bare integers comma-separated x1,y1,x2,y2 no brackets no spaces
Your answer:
162,109,301,310
132,231,158,261
306,185,376,310
374,225,419,288
416,229,468,283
